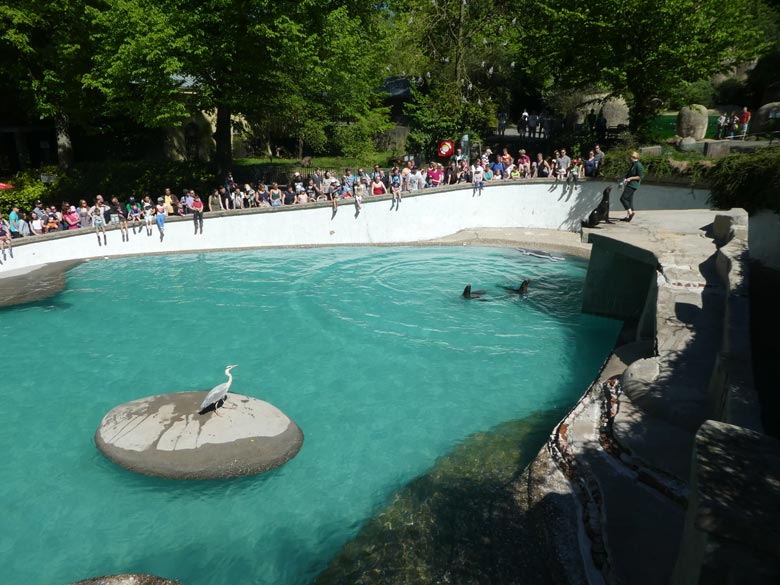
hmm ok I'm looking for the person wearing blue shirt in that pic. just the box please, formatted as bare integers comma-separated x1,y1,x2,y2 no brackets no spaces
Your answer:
8,206,21,238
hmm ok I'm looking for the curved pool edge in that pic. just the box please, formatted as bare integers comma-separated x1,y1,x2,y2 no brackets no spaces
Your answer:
0,227,590,308
314,208,764,585
523,209,764,584
4,185,738,584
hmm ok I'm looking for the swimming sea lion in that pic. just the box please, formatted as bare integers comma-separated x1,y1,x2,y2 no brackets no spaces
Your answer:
462,284,486,299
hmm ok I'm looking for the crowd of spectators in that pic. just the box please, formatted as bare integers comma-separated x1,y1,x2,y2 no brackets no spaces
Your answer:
210,143,606,210
0,143,606,252
715,107,751,140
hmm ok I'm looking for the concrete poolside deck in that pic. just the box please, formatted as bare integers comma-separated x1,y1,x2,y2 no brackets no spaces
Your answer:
535,207,772,585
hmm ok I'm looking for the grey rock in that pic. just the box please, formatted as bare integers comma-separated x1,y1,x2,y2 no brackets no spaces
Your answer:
639,145,663,157
703,141,731,158
678,136,699,152
69,575,179,585
676,105,709,140
95,392,304,480
753,102,780,134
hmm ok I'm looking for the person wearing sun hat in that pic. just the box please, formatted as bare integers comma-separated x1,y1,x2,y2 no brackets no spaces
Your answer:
155,196,167,241
620,151,644,222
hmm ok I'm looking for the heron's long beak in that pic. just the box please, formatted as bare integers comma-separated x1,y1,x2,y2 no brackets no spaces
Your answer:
227,364,238,369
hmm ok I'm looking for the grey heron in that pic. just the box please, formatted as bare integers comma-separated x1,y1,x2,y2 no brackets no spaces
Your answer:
199,365,238,415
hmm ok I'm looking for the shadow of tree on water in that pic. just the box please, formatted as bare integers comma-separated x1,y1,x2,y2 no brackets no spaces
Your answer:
315,410,569,585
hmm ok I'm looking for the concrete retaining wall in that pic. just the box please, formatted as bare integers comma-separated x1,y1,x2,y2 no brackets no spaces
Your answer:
3,180,711,274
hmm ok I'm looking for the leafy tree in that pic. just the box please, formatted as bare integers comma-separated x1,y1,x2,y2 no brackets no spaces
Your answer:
84,0,190,129
539,0,774,134
387,0,527,155
240,3,392,160
87,0,265,178
0,0,101,169
88,0,391,173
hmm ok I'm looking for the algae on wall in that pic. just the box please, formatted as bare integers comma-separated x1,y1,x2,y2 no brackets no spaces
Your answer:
315,410,565,585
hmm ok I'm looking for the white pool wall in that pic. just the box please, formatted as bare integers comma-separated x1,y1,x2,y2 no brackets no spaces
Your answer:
4,180,711,273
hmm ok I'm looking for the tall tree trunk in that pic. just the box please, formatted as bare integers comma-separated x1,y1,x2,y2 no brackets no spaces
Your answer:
455,0,466,133
55,111,74,170
13,130,31,170
297,134,304,162
214,104,232,181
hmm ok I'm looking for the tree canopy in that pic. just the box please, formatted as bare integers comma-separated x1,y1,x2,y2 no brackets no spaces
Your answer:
1,0,778,168
539,0,774,132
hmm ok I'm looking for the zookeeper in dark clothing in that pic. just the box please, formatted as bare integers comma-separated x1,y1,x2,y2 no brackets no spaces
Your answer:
620,151,644,222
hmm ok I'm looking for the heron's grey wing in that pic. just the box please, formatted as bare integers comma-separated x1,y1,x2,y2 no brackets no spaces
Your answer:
200,382,229,411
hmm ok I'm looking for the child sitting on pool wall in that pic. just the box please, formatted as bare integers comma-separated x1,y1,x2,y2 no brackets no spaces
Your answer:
155,197,167,241
127,198,143,234
90,198,108,246
143,195,155,237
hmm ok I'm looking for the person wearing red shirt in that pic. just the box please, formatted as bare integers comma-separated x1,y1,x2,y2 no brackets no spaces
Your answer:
739,107,751,140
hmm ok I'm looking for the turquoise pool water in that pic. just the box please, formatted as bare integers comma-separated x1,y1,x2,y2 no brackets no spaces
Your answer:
0,246,620,585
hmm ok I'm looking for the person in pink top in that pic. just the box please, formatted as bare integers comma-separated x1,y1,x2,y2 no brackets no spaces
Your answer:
63,205,80,229
428,163,443,187
516,149,531,177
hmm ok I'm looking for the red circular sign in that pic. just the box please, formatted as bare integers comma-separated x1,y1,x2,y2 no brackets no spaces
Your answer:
438,140,454,157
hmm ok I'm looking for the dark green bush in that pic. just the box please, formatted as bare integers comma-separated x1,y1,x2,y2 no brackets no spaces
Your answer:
50,160,216,201
597,147,715,185
669,79,716,110
0,166,59,214
708,147,780,213
2,160,217,213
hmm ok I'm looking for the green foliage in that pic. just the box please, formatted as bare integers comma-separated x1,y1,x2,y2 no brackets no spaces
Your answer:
1,161,216,212
597,147,713,183
0,167,58,213
52,161,216,201
234,152,397,171
405,86,493,160
84,0,190,128
669,80,716,110
709,148,780,212
332,109,394,159
389,0,518,155
541,0,773,133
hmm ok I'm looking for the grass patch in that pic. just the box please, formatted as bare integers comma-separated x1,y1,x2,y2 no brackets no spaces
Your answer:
647,114,720,140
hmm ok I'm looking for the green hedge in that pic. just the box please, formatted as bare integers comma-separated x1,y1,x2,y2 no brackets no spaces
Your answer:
0,166,57,213
597,147,714,184
708,148,780,213
3,148,778,214
1,160,216,213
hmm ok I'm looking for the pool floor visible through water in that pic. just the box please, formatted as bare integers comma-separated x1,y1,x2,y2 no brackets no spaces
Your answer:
0,246,620,585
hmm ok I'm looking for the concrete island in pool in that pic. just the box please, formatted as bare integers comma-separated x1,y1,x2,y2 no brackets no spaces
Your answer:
5,179,772,584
